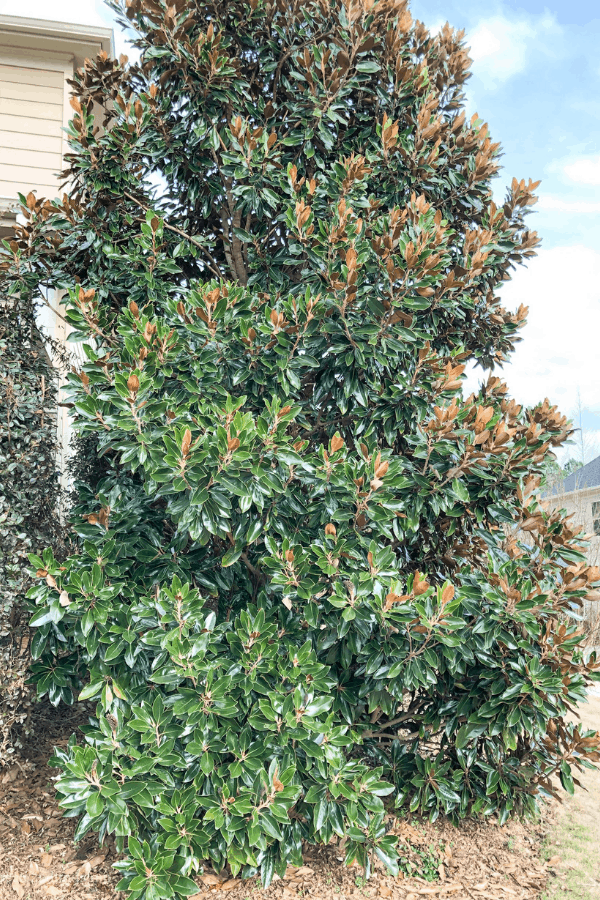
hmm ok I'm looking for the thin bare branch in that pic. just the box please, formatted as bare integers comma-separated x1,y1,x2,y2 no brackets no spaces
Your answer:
123,191,224,279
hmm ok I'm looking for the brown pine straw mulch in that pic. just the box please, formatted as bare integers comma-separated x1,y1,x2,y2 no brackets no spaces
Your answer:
0,703,553,900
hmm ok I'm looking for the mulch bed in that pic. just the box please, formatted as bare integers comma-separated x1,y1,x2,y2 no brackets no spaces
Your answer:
0,703,551,900
0,703,119,900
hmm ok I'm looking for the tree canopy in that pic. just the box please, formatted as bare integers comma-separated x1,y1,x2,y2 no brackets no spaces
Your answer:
2,1,599,898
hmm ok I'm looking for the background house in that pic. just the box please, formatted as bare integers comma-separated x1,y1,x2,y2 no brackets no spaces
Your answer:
0,13,114,478
542,452,600,642
544,453,600,551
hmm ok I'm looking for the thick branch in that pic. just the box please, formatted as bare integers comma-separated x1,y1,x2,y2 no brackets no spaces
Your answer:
230,209,248,286
241,552,264,581
219,205,236,280
362,711,416,738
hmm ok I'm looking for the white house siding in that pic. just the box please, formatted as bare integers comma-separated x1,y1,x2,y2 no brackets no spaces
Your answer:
0,49,72,202
0,16,114,492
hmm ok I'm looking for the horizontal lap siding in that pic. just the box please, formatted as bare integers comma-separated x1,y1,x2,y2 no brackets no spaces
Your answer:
0,63,64,89
0,163,61,186
0,182,62,199
0,60,65,202
0,80,63,105
0,146,63,170
1,95,62,120
1,128,61,154
0,112,63,138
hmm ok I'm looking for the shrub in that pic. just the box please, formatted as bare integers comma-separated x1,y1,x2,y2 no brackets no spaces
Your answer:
2,0,600,897
0,287,65,761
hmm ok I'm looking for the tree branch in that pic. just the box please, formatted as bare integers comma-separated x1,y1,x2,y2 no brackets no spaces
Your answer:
123,191,223,279
39,297,69,325
362,712,416,739
241,552,264,581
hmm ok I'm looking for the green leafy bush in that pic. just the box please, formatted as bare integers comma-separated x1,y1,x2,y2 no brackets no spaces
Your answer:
0,284,65,761
3,0,600,896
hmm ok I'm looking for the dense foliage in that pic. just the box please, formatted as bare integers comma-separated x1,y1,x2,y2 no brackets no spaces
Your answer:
2,0,600,896
0,288,65,761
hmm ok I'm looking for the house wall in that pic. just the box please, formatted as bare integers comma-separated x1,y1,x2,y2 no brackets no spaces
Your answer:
0,16,115,216
0,54,69,200
543,485,600,637
544,485,600,567
0,15,113,491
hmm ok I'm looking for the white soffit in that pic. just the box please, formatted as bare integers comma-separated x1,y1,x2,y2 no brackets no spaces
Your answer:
0,13,115,69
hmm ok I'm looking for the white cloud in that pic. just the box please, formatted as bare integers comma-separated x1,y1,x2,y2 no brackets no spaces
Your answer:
427,19,448,37
537,195,600,214
564,156,600,186
465,245,600,422
467,13,557,88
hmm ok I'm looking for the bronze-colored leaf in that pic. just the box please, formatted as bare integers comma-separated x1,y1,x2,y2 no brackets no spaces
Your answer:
331,434,345,453
181,428,192,456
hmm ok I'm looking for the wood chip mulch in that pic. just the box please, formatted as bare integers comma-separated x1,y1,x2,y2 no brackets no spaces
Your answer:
0,703,551,900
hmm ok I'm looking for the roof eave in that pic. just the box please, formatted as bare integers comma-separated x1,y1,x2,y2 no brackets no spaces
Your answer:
0,13,115,60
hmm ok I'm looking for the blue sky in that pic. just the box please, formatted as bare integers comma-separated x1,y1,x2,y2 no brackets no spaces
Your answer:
2,0,599,459
412,0,600,252
408,0,600,458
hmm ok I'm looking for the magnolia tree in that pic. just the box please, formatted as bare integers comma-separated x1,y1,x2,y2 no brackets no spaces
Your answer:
2,0,600,896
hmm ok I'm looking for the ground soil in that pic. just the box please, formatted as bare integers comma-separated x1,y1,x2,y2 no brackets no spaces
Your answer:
540,692,600,900
0,701,570,900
